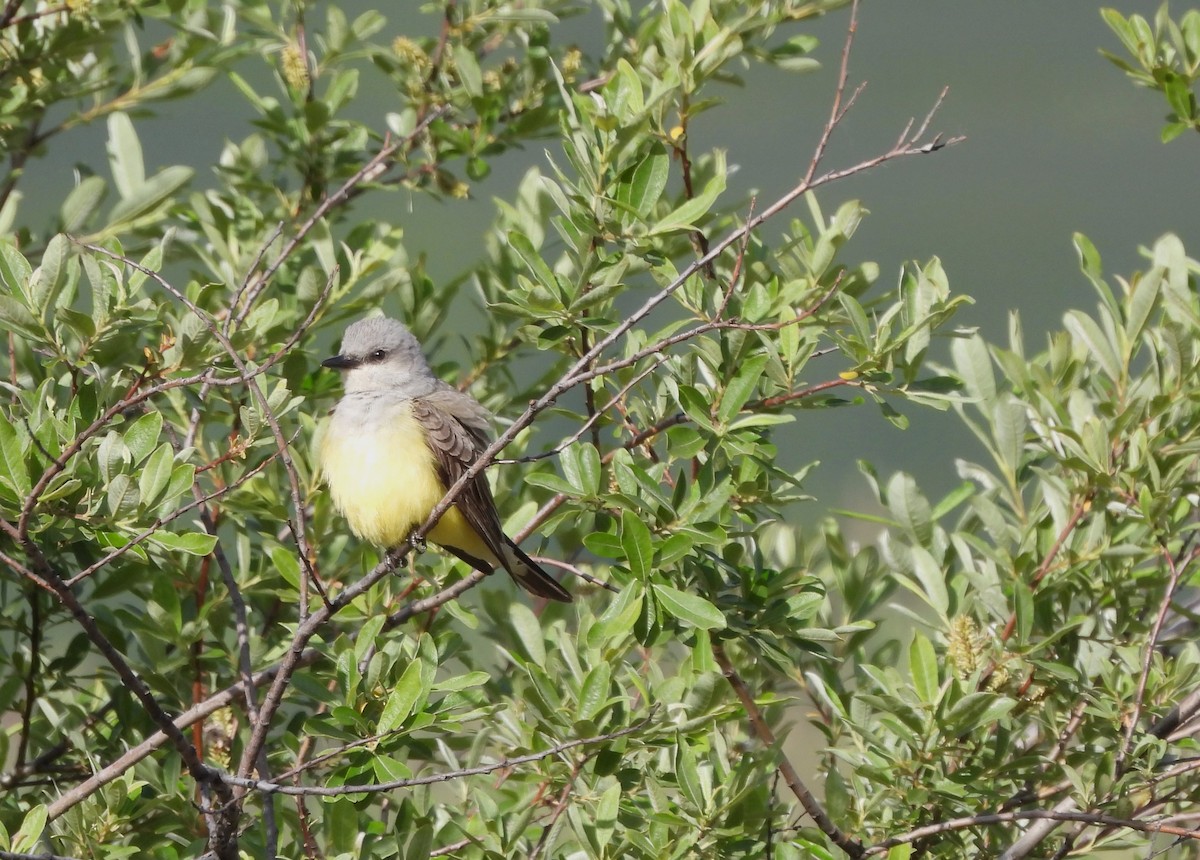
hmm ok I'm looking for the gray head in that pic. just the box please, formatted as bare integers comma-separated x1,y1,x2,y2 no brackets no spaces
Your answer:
323,317,436,395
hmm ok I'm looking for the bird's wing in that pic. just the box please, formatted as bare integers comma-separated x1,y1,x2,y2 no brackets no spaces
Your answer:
409,392,507,560
411,389,573,603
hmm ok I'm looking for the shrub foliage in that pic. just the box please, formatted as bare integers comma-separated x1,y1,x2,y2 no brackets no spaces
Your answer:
1,1,1198,858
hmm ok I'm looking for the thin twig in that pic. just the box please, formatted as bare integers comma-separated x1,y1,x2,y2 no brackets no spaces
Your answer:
77,243,320,597
65,444,287,587
14,587,41,771
530,554,619,594
996,494,1091,644
0,2,65,28
232,109,446,327
430,838,474,857
713,642,863,857
198,501,278,851
529,757,587,859
218,718,650,797
867,808,1200,856
6,538,236,852
500,356,667,465
1118,542,1197,772
802,0,860,186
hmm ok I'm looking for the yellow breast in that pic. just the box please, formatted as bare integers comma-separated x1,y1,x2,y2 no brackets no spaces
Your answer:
320,400,444,547
319,398,497,564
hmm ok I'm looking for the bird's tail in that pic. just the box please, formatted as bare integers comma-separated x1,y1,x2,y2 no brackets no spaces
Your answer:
499,540,573,603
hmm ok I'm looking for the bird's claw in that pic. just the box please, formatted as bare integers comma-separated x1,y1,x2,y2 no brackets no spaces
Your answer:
408,533,427,555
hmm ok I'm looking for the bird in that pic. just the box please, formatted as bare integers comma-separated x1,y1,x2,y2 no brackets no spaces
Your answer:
318,316,572,602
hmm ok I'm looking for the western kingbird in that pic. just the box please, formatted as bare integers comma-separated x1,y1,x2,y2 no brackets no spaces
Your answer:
319,316,572,603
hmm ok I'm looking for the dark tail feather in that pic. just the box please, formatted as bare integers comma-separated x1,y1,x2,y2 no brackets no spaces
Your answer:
500,539,573,603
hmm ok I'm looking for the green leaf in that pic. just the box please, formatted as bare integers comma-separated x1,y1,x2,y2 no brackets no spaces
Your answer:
594,780,621,850
0,189,18,236
377,658,424,734
717,353,769,424
506,230,558,295
138,443,174,507
406,825,433,860
907,546,949,618
586,580,643,649
123,410,163,463
647,150,727,236
583,531,623,559
452,45,483,97
674,734,705,808
1124,267,1161,348
944,692,1015,734
930,481,975,521
28,233,71,316
433,671,490,692
1064,309,1121,381
271,546,302,590
991,396,1027,479
162,463,196,505
561,442,601,496
824,765,851,824
11,804,46,853
657,532,694,566
106,473,138,517
61,176,108,233
523,471,577,495
354,616,386,663
0,241,32,301
909,633,939,705
887,472,932,545
0,412,29,497
653,584,725,630
509,602,547,666
1013,579,1034,643
617,145,669,218
148,531,218,556
577,662,611,721
951,334,995,404
106,165,194,232
0,295,41,340
621,510,653,577
107,112,145,199
612,58,645,119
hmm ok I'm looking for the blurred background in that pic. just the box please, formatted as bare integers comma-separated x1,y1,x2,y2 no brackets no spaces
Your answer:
17,1,1198,521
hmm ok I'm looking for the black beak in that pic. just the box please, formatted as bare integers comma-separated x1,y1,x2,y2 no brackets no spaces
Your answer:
322,354,360,370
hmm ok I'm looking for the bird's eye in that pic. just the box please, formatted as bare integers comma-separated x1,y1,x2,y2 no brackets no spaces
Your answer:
370,349,387,361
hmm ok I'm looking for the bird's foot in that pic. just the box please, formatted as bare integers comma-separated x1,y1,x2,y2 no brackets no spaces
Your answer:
408,533,427,555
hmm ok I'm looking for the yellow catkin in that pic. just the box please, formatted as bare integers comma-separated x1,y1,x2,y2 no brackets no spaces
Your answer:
947,614,984,680
392,37,430,71
281,44,309,91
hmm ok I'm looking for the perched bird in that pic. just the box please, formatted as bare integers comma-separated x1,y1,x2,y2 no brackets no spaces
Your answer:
319,316,572,602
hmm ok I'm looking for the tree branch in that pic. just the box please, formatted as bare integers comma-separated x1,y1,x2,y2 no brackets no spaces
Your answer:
712,642,863,858
217,718,650,797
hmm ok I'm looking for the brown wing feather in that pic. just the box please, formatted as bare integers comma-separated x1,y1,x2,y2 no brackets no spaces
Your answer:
410,393,572,602
409,396,507,560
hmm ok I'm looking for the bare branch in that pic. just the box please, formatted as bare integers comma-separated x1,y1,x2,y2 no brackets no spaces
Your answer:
803,0,860,186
